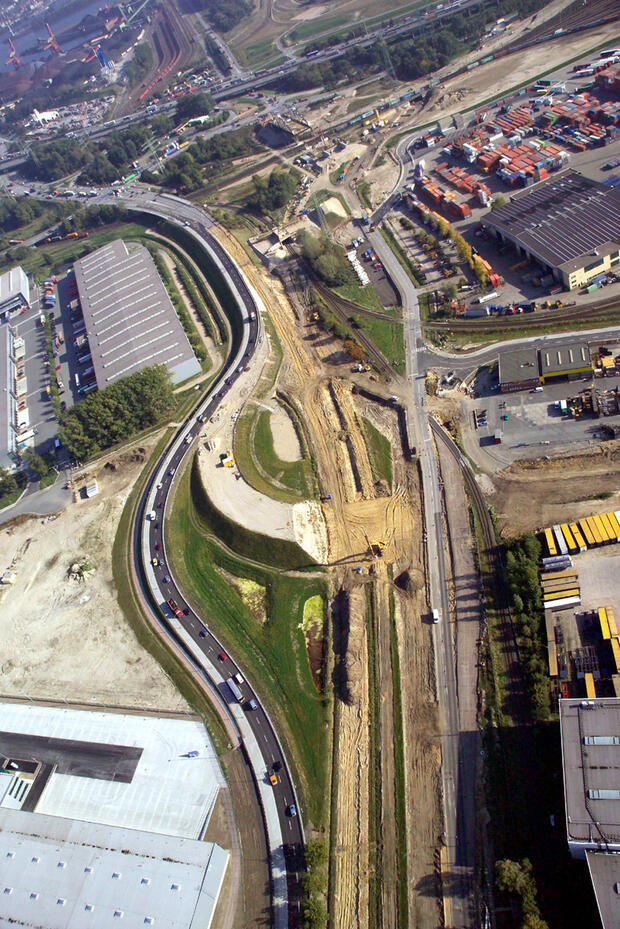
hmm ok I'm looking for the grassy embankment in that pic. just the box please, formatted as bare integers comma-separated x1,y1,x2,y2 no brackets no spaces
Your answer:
360,417,393,489
165,456,330,827
111,431,232,756
233,316,316,503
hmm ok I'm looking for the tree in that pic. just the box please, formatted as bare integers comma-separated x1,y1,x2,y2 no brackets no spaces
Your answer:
176,91,214,124
0,468,18,499
492,194,508,211
443,281,458,300
24,448,49,479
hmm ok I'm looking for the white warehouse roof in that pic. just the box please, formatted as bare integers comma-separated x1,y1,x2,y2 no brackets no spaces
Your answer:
0,266,30,314
0,807,228,929
0,703,226,838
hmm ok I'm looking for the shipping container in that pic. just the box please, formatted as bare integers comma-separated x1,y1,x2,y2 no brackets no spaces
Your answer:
568,521,587,552
599,607,611,640
544,527,557,557
553,524,568,555
585,672,596,698
579,518,596,548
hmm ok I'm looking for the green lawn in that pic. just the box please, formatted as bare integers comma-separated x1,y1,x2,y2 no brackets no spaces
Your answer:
287,13,351,44
333,282,383,312
357,180,372,211
360,417,392,489
253,406,315,497
358,315,406,375
166,458,330,827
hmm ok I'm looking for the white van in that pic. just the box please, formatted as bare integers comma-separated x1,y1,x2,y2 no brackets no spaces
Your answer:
432,608,440,624
147,510,156,521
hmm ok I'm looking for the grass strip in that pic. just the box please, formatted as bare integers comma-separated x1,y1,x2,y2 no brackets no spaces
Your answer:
366,583,383,929
166,457,330,825
149,247,208,368
111,430,232,759
380,226,423,287
388,577,409,929
357,180,372,211
360,416,393,489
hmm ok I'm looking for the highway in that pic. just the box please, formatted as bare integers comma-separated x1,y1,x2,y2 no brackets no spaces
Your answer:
109,193,305,928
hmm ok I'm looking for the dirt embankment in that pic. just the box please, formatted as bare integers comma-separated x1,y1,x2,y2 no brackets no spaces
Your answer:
492,441,620,538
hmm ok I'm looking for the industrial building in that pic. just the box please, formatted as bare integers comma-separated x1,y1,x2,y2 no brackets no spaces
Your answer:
482,172,620,291
560,698,620,929
0,702,229,929
498,346,540,392
540,340,591,383
0,266,30,318
498,340,591,391
73,240,201,389
0,325,27,469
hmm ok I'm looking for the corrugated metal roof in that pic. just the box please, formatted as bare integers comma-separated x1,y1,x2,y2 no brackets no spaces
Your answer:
483,170,620,271
74,241,200,388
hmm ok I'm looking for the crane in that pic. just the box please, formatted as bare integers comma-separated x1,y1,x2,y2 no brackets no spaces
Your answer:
44,23,61,54
6,38,21,69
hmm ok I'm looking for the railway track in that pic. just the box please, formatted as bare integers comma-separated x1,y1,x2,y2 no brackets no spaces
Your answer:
429,418,527,722
425,294,620,336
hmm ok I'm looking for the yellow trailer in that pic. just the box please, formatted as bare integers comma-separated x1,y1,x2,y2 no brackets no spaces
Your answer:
611,639,620,674
561,523,578,554
598,607,611,640
600,513,616,543
593,514,610,543
579,518,596,548
606,606,618,638
544,527,557,557
544,588,580,602
569,522,587,553
588,516,603,545
541,569,578,582
607,511,620,541
584,672,596,698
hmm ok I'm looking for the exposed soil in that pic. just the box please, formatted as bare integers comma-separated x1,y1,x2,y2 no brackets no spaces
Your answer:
269,403,302,462
0,444,189,712
208,223,441,927
492,441,620,538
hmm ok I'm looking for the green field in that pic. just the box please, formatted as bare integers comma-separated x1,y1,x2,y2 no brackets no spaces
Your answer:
360,417,392,489
333,282,383,312
166,458,330,826
358,315,406,375
287,13,351,44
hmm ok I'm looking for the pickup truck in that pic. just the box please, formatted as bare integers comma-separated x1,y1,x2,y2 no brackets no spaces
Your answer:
167,598,184,618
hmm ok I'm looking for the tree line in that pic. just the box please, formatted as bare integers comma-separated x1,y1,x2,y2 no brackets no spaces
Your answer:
298,231,355,288
59,366,175,461
269,0,551,93
248,167,300,216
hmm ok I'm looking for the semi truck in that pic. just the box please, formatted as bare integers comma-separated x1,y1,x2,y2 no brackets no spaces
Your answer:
226,677,243,702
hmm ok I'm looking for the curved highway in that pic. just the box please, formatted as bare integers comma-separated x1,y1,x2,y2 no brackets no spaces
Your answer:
122,200,304,928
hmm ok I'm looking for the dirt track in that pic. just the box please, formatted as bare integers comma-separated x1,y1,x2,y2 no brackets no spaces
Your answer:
212,225,442,927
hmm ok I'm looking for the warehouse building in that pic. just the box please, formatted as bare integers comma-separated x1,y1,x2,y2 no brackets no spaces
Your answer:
560,698,620,929
0,702,229,929
482,171,620,291
73,240,201,389
498,346,540,392
0,266,30,318
540,340,591,383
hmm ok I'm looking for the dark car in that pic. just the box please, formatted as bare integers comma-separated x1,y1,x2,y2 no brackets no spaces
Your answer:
286,804,297,817
163,574,171,583
199,630,207,638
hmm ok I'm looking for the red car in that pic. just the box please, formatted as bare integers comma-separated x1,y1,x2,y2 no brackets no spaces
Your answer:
218,651,228,661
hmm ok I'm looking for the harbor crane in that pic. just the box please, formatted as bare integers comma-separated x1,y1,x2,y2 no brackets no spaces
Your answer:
6,38,21,69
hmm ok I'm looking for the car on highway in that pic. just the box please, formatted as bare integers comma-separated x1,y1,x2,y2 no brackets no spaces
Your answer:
163,574,171,583
199,629,207,638
147,510,156,520
269,771,279,787
246,698,257,710
218,651,228,661
151,557,159,566
168,467,176,476
286,804,297,817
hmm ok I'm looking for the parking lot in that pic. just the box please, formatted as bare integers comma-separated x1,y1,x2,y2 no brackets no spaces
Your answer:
467,371,620,455
10,271,89,463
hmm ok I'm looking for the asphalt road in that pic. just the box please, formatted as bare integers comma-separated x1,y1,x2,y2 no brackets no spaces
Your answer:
369,225,475,927
118,197,305,928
